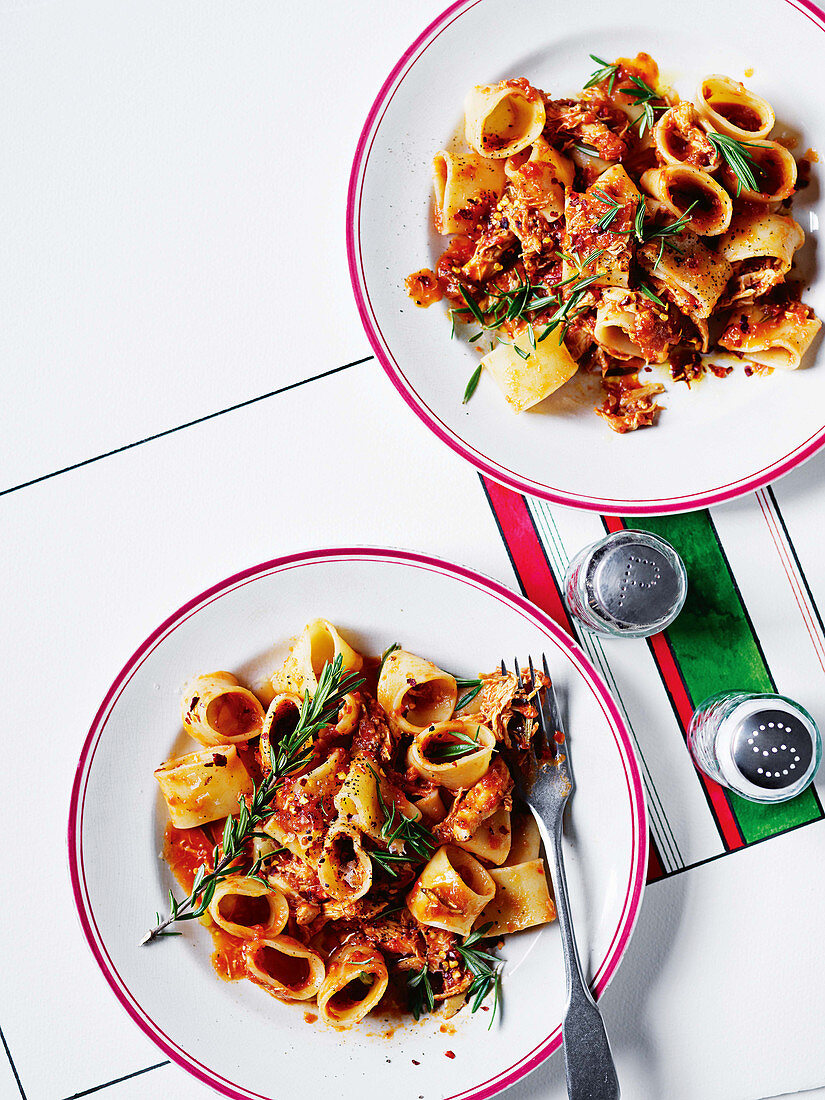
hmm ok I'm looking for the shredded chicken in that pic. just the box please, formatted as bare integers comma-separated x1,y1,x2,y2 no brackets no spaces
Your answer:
718,258,784,308
475,668,547,749
423,927,473,1000
361,910,426,967
596,380,665,432
462,205,517,283
433,757,513,843
543,97,629,161
351,696,398,764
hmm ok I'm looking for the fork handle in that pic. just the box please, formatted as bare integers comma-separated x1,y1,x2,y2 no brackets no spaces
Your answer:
545,816,621,1100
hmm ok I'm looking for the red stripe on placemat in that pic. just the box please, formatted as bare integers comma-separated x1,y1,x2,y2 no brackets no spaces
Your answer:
649,631,745,852
647,836,665,883
605,515,746,852
482,477,574,634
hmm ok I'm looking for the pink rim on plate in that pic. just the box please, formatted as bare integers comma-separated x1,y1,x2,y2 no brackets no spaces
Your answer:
68,547,647,1100
346,0,825,516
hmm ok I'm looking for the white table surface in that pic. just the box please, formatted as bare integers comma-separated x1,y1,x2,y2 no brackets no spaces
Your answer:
2,3,825,1100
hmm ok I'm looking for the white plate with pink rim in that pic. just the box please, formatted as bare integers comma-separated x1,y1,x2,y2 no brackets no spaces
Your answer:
347,0,825,515
69,548,646,1100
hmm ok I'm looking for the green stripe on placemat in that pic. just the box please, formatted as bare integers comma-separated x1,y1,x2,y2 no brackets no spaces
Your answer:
623,511,822,844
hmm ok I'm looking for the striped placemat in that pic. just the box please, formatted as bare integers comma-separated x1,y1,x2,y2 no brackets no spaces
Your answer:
482,477,825,881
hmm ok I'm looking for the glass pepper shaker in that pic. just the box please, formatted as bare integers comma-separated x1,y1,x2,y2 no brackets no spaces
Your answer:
563,529,688,639
688,691,821,803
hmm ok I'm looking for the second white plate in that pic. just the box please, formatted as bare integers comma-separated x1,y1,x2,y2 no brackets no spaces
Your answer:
348,0,825,514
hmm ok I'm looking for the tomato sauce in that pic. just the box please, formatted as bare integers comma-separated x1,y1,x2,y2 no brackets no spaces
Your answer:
164,824,214,894
211,926,248,981
712,101,763,132
405,269,443,308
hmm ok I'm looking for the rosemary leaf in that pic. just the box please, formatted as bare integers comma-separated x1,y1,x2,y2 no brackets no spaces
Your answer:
463,364,483,404
706,131,764,196
583,54,619,94
459,285,485,327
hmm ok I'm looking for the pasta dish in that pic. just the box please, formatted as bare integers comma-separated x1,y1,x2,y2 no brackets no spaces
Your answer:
149,620,556,1028
405,53,820,432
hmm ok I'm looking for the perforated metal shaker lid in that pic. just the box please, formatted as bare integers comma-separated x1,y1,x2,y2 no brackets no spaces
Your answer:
588,535,685,630
718,697,820,798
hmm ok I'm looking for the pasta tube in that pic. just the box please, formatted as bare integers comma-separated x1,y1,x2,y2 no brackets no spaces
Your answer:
407,720,496,791
562,165,639,289
317,821,373,902
154,745,253,829
208,875,289,940
718,212,804,304
259,692,302,772
640,165,732,236
720,140,797,203
504,136,574,220
594,289,666,361
413,788,447,824
695,75,775,140
406,845,495,936
719,212,804,269
464,78,546,159
181,671,264,746
719,301,821,370
636,231,732,319
653,103,720,170
271,619,363,697
455,806,511,866
432,151,507,234
504,807,541,865
475,859,556,935
480,323,579,413
377,649,457,735
334,753,421,842
317,942,389,1027
245,936,326,1001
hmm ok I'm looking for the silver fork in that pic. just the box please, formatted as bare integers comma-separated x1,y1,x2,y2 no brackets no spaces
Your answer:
503,656,620,1100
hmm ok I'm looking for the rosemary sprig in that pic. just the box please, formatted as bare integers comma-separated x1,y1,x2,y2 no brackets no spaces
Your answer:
378,642,400,678
451,673,483,712
141,655,363,945
538,273,601,343
572,142,600,157
454,675,482,690
459,285,486,327
638,282,666,308
633,197,646,241
456,683,483,711
369,764,436,862
623,75,663,138
583,54,619,94
429,726,482,762
369,848,411,877
706,131,764,196
592,188,622,232
407,966,435,1020
463,364,482,404
457,923,503,1027
643,201,697,267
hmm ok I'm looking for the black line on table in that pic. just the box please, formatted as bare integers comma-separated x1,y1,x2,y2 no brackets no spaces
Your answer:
0,357,373,500
767,484,825,640
0,1024,27,1099
60,1060,169,1099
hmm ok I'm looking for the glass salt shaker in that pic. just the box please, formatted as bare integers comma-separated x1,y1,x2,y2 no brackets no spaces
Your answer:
563,530,688,639
688,691,821,803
